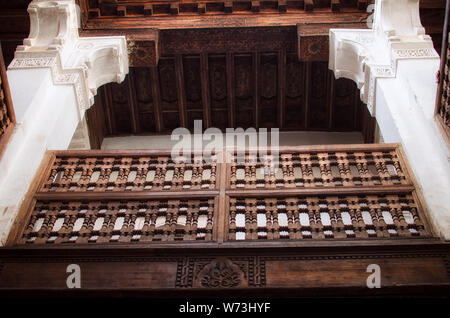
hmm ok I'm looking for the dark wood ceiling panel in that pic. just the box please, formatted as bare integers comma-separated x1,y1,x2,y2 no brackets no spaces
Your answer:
89,51,375,145
183,55,203,130
332,77,359,131
307,61,331,130
106,78,134,134
259,52,278,128
235,53,255,129
132,67,156,132
284,52,305,130
209,54,229,130
158,57,181,131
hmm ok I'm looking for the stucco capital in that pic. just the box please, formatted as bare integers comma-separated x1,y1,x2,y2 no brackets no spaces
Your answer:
329,0,439,115
9,0,129,117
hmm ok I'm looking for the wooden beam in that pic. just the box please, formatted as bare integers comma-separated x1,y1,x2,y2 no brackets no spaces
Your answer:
127,72,140,134
201,52,212,128
253,52,260,129
175,55,188,128
35,190,220,201
304,62,311,128
81,11,371,30
226,185,416,198
226,52,235,128
150,67,163,132
216,151,227,243
327,71,334,130
277,49,286,128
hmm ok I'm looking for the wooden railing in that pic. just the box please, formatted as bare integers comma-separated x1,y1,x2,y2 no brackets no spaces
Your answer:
0,43,15,156
10,144,433,246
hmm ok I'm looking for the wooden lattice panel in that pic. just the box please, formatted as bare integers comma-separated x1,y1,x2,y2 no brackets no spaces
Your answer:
13,145,433,245
228,149,408,189
20,198,215,244
228,194,428,241
41,154,218,192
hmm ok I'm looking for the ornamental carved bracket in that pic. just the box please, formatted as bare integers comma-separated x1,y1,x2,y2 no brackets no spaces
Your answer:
329,0,439,116
8,0,129,118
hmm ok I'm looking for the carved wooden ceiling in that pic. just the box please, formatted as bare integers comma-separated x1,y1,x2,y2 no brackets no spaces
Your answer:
0,1,446,66
88,55,374,145
0,1,446,149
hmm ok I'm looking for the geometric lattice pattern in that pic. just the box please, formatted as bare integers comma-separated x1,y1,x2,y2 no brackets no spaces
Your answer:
17,145,432,245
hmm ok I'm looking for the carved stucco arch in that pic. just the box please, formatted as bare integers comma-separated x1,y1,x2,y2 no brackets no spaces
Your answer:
9,0,129,118
329,0,438,116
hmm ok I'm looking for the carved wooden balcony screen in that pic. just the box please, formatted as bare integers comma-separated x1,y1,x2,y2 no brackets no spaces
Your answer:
14,144,433,245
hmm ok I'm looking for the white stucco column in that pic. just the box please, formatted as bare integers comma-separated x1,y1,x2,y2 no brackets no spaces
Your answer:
330,0,450,239
0,0,129,245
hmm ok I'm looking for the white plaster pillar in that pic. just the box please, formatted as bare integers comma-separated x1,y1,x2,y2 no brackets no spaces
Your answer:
68,116,91,150
329,0,450,239
0,0,129,245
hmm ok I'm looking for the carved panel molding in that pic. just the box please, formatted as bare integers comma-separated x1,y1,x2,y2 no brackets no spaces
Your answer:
0,248,449,294
176,257,266,288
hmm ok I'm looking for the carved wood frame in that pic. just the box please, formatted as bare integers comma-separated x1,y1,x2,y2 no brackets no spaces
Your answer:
6,143,435,247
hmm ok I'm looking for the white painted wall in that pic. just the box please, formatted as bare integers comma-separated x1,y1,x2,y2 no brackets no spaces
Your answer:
0,0,128,245
101,132,365,150
329,0,450,239
375,59,450,239
0,71,80,244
